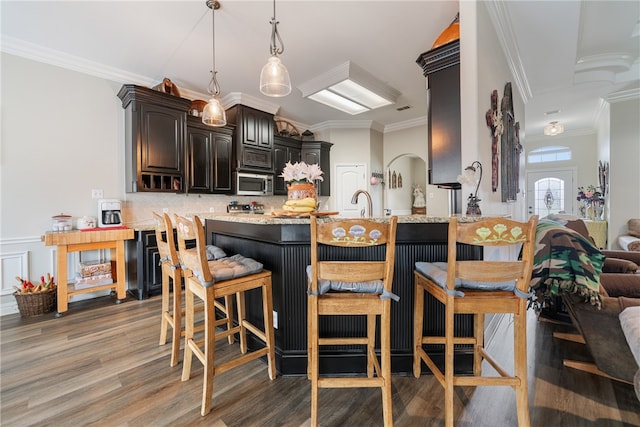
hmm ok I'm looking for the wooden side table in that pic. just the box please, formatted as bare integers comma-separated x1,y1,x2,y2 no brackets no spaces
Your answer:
583,220,607,249
43,228,134,316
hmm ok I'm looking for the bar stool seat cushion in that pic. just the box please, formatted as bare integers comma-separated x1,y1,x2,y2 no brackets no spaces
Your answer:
415,261,517,296
188,254,263,287
305,265,399,300
206,245,227,260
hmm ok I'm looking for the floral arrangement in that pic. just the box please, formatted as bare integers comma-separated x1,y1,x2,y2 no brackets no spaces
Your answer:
577,185,604,205
280,161,324,184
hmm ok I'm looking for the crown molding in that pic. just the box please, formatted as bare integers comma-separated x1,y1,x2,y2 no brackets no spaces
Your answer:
604,87,640,103
223,92,280,115
310,120,385,134
1,36,154,86
383,116,427,133
483,1,532,104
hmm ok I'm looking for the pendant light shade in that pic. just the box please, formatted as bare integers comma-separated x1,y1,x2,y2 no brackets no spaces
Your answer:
202,95,226,126
203,0,226,127
260,56,291,97
260,0,291,97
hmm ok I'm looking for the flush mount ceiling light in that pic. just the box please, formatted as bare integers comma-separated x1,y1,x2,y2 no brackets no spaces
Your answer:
544,121,564,136
259,0,291,97
202,0,227,127
298,61,400,115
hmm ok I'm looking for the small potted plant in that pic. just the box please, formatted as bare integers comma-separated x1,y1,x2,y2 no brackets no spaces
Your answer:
279,162,324,213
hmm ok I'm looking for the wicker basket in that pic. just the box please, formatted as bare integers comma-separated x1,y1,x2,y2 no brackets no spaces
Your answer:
13,288,57,318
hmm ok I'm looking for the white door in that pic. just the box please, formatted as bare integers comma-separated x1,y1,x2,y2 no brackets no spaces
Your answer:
526,169,576,217
335,163,366,217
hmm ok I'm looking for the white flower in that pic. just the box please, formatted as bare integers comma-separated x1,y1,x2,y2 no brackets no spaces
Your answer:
280,161,324,183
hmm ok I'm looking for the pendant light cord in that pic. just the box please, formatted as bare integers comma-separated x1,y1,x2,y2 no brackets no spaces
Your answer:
207,0,221,97
269,0,284,56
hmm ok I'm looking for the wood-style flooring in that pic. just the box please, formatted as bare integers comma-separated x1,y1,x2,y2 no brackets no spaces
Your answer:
1,295,639,426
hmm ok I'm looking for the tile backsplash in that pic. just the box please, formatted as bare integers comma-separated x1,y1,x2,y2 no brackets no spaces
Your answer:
123,193,329,227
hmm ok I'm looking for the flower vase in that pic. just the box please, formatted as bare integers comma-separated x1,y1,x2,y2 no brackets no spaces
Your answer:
594,203,604,221
287,182,317,203
578,200,587,218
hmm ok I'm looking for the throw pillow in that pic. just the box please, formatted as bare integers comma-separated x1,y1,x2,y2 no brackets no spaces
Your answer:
629,219,640,238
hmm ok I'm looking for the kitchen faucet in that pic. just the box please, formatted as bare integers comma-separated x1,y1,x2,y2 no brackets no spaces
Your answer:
351,189,373,217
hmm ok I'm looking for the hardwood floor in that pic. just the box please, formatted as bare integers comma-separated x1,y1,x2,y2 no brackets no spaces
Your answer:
1,296,639,426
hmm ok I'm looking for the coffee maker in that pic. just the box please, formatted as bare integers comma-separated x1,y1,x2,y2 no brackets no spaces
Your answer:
98,199,123,228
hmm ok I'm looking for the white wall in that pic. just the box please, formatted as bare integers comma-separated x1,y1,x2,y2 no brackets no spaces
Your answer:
461,2,526,220
1,54,128,313
609,96,640,246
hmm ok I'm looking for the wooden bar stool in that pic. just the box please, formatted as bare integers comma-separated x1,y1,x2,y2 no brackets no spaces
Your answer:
307,214,398,426
153,212,233,367
413,216,538,427
174,214,276,416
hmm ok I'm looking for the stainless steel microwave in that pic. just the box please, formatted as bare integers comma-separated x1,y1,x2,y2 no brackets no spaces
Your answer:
235,172,274,196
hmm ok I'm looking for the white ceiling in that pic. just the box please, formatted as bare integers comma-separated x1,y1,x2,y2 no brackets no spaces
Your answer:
1,1,638,138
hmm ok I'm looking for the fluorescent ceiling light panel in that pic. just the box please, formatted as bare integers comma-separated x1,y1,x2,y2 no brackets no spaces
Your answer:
299,61,400,115
308,90,370,115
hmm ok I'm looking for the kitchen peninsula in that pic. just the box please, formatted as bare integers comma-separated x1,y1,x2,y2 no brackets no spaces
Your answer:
201,214,482,376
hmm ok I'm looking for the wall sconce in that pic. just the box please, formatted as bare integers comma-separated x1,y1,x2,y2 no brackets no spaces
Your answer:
458,161,483,216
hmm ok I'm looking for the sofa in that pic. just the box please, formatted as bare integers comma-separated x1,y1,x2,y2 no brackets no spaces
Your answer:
618,218,640,252
532,217,640,400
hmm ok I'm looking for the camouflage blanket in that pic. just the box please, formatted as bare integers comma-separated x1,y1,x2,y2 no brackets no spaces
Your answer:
530,219,604,309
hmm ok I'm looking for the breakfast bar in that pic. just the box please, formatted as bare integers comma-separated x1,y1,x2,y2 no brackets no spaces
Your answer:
201,214,482,376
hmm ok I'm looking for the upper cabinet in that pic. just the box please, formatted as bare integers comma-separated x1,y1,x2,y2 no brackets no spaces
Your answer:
226,104,274,171
273,136,302,195
186,117,234,194
416,40,461,189
301,141,333,196
118,85,191,193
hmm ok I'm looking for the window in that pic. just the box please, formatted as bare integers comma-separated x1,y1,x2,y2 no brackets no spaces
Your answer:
528,146,571,164
534,177,564,216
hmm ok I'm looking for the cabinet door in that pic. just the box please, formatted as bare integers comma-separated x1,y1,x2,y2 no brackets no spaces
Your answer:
140,103,184,174
213,133,232,192
186,127,212,193
145,245,163,297
273,145,288,194
428,64,461,187
302,142,332,196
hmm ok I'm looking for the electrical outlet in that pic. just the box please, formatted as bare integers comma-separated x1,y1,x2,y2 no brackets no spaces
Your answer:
162,208,169,213
273,310,278,329
91,189,103,199
209,207,215,213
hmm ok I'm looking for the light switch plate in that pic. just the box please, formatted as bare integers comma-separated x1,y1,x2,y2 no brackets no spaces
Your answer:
91,189,103,199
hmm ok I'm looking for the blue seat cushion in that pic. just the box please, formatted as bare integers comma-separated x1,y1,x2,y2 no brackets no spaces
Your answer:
205,245,227,261
306,265,399,301
191,254,263,287
415,261,518,297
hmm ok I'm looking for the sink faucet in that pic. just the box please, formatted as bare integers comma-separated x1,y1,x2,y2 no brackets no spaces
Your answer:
351,189,373,217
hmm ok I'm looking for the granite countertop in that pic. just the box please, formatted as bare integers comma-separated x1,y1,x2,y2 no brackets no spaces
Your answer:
126,212,490,231
126,213,490,231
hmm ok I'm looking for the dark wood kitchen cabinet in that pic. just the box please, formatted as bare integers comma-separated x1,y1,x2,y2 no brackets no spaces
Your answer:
416,40,461,189
118,85,192,193
226,104,274,171
186,117,234,194
126,230,163,300
273,136,302,195
301,141,333,196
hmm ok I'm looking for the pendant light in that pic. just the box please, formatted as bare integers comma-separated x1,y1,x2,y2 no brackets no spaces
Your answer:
202,0,226,127
259,0,291,97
